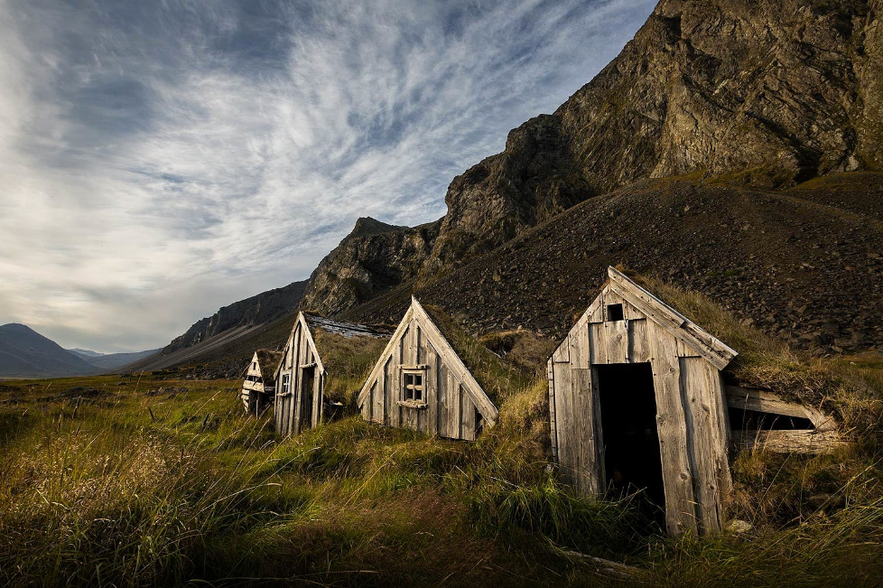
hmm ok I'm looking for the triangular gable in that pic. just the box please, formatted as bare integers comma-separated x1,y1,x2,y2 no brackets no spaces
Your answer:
275,312,324,383
358,298,499,426
601,267,737,370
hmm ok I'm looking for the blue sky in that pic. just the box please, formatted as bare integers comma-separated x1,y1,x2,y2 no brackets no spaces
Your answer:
0,0,656,352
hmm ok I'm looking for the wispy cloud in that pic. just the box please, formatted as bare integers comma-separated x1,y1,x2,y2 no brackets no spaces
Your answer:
0,0,655,352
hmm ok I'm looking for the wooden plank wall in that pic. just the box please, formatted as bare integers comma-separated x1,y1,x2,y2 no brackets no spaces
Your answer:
549,285,731,536
360,314,480,441
275,321,324,438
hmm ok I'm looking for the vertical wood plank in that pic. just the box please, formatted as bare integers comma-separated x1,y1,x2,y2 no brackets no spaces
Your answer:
424,346,439,436
680,357,720,534
552,362,574,486
605,319,629,363
629,319,650,363
648,321,697,535
289,327,302,437
590,323,608,365
548,360,558,463
461,392,477,441
572,367,598,495
373,366,384,423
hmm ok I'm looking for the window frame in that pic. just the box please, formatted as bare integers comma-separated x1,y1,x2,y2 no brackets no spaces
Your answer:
280,373,291,395
398,366,428,408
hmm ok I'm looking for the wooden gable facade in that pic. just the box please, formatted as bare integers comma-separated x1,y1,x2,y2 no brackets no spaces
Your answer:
241,350,281,416
548,267,738,536
357,298,499,441
274,312,389,437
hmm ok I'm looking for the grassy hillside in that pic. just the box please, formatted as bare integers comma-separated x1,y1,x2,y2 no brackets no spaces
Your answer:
2,283,883,587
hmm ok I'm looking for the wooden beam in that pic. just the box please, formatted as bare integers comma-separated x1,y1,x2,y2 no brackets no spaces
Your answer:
732,429,846,453
725,386,837,431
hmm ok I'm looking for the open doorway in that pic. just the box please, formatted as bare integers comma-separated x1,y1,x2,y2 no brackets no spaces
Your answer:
596,363,665,515
299,366,316,431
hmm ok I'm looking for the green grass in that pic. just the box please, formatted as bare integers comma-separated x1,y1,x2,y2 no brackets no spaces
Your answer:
2,278,883,587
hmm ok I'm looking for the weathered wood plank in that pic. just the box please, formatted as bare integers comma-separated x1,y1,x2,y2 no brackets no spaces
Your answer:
676,338,700,358
552,361,574,486
548,360,559,463
552,340,571,364
607,271,737,370
725,386,835,430
572,367,598,495
461,392,477,441
647,320,697,535
438,365,455,438
732,429,846,453
424,343,439,436
604,319,629,364
590,323,607,365
680,357,723,534
357,306,414,408
586,293,604,324
628,319,650,363
570,322,590,368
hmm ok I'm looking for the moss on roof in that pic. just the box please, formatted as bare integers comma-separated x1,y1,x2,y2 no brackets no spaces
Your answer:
419,302,532,406
309,323,390,406
255,349,283,385
617,267,878,425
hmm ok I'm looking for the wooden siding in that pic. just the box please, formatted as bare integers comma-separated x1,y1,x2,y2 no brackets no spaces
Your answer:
241,352,274,415
275,314,325,437
548,271,733,536
358,299,497,441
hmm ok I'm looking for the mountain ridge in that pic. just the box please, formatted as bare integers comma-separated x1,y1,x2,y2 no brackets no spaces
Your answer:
0,323,101,378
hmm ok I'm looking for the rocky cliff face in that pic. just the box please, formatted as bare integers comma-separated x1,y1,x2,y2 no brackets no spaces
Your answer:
166,280,307,352
298,217,440,316
423,0,882,272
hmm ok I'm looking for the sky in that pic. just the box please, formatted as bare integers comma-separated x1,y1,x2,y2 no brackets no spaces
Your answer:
0,0,656,353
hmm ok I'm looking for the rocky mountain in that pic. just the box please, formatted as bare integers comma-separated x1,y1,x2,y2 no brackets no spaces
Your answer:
423,0,882,274
298,217,440,315
165,280,308,353
0,324,100,378
149,0,883,374
68,348,160,370
343,173,883,355
300,0,883,320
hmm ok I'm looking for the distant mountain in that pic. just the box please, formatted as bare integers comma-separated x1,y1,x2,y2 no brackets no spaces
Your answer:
0,324,100,378
67,348,161,370
127,280,309,375
68,348,103,358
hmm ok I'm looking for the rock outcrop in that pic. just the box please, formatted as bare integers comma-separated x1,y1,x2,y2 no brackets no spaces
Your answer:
423,0,882,272
299,217,440,316
166,280,308,352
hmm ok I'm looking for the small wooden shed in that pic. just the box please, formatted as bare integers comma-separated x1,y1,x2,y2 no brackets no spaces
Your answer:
275,312,389,437
241,350,282,416
548,267,738,536
358,298,499,441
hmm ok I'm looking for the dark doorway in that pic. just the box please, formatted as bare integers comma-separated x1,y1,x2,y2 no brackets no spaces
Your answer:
596,363,665,513
728,407,814,431
299,366,316,431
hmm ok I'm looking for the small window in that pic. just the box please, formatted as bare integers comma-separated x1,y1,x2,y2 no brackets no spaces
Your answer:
607,303,624,322
400,369,426,406
253,362,257,370
281,373,291,395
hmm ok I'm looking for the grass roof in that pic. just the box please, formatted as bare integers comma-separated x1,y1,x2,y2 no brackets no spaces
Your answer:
310,326,389,407
618,267,882,429
419,302,533,407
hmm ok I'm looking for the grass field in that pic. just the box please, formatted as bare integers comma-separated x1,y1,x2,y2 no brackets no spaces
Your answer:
2,292,883,587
